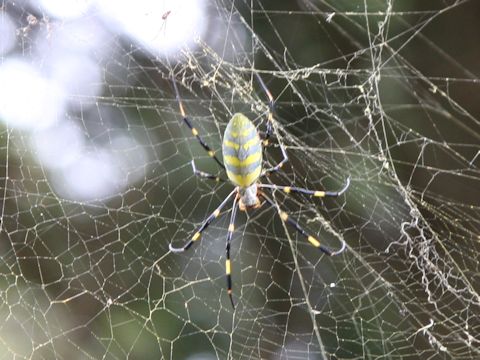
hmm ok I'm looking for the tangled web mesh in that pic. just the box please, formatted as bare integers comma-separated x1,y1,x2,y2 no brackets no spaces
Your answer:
0,0,479,359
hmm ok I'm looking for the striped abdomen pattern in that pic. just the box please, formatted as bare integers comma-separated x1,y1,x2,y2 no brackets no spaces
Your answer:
222,113,262,188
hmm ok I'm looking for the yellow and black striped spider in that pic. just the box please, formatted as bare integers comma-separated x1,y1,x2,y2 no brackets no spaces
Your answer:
169,74,350,308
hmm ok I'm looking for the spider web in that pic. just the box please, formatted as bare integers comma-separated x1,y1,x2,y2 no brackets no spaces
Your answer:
0,0,479,359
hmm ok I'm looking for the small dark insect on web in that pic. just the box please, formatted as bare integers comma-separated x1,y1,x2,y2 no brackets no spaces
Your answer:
162,10,172,20
155,10,172,39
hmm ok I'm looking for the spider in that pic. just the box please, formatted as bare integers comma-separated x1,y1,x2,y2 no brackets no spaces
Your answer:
169,74,350,309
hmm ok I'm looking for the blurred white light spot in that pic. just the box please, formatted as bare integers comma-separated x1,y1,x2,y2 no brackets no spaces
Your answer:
57,151,120,200
0,13,16,55
47,54,102,110
109,134,148,186
0,59,65,130
97,0,206,55
37,0,94,19
32,121,85,169
51,132,149,200
38,19,107,54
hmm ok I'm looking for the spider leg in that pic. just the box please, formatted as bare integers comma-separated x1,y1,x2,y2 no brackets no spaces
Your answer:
225,194,239,309
261,193,346,256
191,160,227,183
254,73,290,174
171,76,225,169
262,141,288,175
254,73,275,146
259,177,350,197
169,189,237,253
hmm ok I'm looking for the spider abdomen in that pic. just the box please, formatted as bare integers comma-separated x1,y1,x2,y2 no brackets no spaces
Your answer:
222,113,262,188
